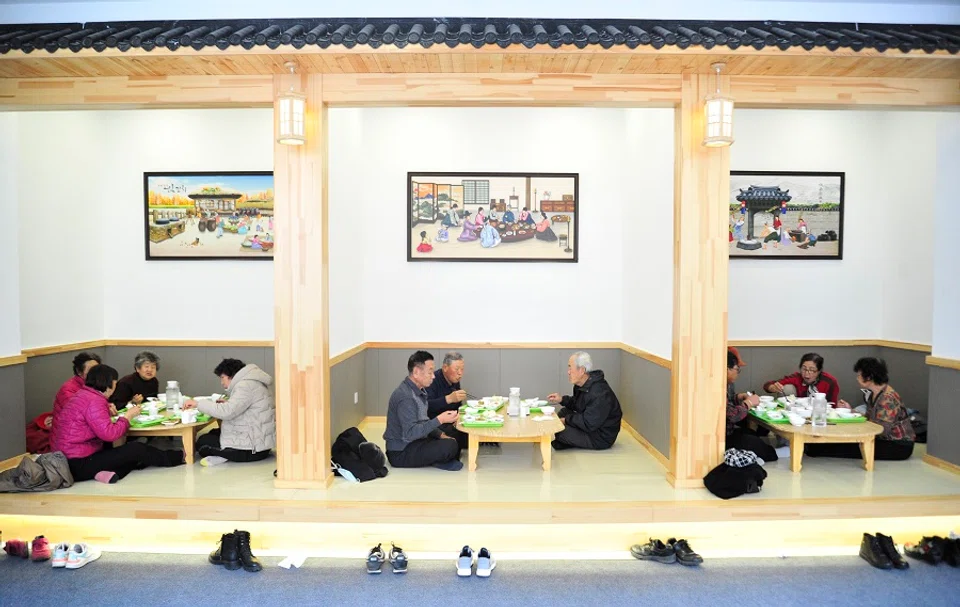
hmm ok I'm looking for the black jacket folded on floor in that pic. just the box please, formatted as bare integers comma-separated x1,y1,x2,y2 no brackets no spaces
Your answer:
331,427,388,482
703,462,767,499
559,370,622,449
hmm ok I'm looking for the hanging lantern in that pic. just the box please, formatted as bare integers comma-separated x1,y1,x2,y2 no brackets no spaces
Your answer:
276,61,306,146
702,63,735,148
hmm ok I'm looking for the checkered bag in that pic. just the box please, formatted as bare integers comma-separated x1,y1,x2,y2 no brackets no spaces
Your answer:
723,448,764,468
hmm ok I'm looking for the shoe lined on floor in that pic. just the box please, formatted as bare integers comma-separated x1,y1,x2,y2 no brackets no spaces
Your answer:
30,536,51,562
94,471,118,484
457,545,474,577
51,542,70,568
859,533,893,570
876,533,909,570
905,536,945,566
234,530,262,572
630,538,677,564
65,544,101,569
942,537,960,568
476,547,496,578
209,533,241,570
388,543,408,574
3,539,29,559
432,459,463,471
668,538,703,566
201,456,229,467
367,543,385,574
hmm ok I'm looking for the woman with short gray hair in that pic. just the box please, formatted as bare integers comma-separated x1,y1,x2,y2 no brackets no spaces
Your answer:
110,350,161,408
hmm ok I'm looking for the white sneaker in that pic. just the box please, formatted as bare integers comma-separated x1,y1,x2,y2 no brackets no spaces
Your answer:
51,542,70,568
456,545,473,577
476,547,496,578
65,544,101,569
200,456,228,467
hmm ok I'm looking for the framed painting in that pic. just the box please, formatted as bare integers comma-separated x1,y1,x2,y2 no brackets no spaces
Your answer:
729,171,845,260
408,172,579,263
144,171,274,261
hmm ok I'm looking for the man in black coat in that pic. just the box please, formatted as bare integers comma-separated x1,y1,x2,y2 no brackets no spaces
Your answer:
547,352,622,450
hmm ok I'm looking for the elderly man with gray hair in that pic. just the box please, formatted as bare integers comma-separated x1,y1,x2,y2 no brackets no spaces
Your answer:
547,351,622,450
425,351,469,449
110,350,162,409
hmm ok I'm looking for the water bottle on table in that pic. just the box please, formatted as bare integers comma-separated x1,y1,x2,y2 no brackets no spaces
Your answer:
811,393,828,428
166,380,181,413
508,387,521,417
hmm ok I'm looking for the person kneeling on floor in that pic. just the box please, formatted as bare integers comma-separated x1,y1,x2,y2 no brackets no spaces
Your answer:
183,358,276,466
51,364,185,484
725,351,778,462
547,351,622,451
383,350,462,471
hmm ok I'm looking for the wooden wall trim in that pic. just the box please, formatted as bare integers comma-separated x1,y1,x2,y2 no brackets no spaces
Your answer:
329,343,368,366
621,420,669,470
619,344,672,369
926,356,960,371
322,73,681,106
0,76,274,110
107,340,274,348
0,354,27,368
732,76,960,108
923,453,960,476
365,341,624,350
729,339,932,353
22,340,108,358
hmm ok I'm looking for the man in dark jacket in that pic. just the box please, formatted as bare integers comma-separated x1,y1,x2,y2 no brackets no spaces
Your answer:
547,352,622,450
424,351,469,449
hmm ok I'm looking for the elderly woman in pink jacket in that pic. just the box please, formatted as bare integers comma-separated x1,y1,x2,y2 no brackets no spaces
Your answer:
51,365,185,484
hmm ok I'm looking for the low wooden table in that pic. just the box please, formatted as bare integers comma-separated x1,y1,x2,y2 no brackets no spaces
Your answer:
750,417,883,473
457,414,564,472
113,419,217,465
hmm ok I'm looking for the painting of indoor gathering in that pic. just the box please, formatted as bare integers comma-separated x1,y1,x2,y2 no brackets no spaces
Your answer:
408,172,579,262
729,171,845,260
144,172,275,260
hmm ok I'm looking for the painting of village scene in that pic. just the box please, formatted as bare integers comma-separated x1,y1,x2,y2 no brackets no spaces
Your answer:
408,172,578,262
144,172,274,260
729,171,845,260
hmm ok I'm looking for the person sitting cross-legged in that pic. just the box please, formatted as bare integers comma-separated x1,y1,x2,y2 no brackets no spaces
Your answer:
547,351,622,451
383,350,462,471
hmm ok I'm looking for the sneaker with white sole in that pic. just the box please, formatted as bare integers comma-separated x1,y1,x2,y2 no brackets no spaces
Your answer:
456,545,473,577
476,547,496,577
65,544,101,569
51,542,70,568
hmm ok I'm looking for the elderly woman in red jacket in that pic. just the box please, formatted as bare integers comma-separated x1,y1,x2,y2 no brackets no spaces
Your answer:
763,352,840,404
51,365,185,484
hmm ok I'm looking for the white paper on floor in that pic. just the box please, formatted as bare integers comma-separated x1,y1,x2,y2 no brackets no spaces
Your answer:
278,554,308,569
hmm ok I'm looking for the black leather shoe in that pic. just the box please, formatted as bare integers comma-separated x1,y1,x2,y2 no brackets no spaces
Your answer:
860,533,893,569
905,536,945,565
942,537,959,568
209,533,241,570
630,538,676,564
668,538,703,566
234,529,262,572
876,533,909,570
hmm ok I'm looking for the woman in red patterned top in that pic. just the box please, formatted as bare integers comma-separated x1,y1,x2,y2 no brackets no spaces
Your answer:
806,357,914,461
763,352,840,405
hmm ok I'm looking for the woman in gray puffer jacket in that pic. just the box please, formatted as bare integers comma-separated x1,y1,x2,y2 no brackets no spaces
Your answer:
184,358,276,465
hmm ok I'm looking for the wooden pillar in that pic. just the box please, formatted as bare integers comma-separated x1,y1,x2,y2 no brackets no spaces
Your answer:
273,72,332,488
668,73,731,487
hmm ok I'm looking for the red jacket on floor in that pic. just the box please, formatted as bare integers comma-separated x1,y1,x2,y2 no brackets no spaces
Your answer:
25,413,54,454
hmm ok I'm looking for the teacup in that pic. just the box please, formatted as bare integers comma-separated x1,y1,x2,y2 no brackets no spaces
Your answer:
759,395,774,403
180,409,198,424
145,402,159,416
540,406,556,415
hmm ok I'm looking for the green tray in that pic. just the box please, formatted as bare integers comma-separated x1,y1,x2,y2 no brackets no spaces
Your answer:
461,421,504,428
460,403,504,412
128,417,166,428
748,409,789,424
827,415,867,424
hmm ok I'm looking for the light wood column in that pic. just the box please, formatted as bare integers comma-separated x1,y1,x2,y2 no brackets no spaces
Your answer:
273,73,332,489
668,73,731,488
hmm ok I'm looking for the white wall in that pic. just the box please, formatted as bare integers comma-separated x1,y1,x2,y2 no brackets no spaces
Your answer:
15,109,275,347
349,107,631,343
4,0,958,24
931,112,960,359
18,112,106,349
0,114,22,357
729,109,936,344
622,108,675,359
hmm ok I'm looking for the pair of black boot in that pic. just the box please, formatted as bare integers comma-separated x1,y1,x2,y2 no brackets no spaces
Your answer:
904,535,960,567
860,532,909,570
209,530,262,572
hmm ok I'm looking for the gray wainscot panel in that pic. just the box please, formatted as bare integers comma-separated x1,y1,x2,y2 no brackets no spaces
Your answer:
619,353,671,459
879,347,930,416
24,348,107,421
0,363,26,458
927,366,960,467
330,351,366,443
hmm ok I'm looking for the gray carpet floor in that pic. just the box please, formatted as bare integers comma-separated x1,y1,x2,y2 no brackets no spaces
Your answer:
0,552,956,606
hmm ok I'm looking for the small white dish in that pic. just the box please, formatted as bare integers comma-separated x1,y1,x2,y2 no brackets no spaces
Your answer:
759,396,774,403
161,420,179,426
540,406,555,415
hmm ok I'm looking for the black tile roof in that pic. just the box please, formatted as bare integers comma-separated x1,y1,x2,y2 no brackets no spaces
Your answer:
0,18,957,55
736,186,792,203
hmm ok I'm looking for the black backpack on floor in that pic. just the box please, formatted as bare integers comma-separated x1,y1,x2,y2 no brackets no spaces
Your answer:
331,427,388,482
